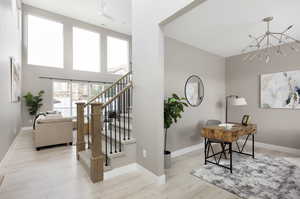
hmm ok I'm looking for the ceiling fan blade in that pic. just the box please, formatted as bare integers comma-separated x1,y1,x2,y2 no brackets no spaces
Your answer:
98,0,114,21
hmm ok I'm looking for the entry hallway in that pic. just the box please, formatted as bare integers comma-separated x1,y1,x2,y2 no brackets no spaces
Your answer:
0,131,299,199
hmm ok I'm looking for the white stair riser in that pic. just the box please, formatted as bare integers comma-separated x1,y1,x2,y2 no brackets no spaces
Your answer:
109,142,136,169
108,122,132,131
101,131,136,145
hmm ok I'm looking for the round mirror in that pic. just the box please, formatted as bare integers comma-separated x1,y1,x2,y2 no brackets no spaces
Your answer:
184,75,204,107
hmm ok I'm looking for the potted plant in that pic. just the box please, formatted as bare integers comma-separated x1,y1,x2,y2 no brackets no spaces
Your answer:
23,90,45,118
164,93,188,169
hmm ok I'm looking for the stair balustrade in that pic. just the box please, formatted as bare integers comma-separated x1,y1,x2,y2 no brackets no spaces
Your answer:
76,71,133,183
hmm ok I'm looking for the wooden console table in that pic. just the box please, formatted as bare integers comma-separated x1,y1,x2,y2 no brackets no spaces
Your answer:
201,123,257,173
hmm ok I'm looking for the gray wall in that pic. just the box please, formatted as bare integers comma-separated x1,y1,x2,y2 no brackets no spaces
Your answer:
0,0,22,161
22,5,131,126
165,37,226,152
226,43,300,149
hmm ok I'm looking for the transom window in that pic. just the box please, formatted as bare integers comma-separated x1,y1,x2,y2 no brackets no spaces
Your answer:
107,36,129,75
27,15,63,68
25,13,130,73
73,27,101,72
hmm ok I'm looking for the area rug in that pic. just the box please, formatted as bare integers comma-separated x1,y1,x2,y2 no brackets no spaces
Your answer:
191,153,300,199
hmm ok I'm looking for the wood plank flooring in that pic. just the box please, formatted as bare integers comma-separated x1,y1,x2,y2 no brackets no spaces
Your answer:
0,131,299,199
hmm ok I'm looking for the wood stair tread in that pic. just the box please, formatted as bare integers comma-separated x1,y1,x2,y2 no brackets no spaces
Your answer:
101,140,126,159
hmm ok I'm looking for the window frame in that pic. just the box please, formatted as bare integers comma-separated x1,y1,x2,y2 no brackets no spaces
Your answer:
106,36,130,74
52,80,72,117
25,14,65,69
23,9,131,74
52,80,108,118
72,26,102,73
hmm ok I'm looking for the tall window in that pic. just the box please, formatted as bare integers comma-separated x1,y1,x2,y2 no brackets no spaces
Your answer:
71,82,89,116
27,15,63,68
107,36,129,75
73,27,100,72
53,81,71,117
53,81,107,117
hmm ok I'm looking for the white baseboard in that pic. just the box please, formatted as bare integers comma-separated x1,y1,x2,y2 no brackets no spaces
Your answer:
252,141,300,156
1,127,33,170
104,163,166,184
21,126,33,133
170,140,300,159
0,128,22,171
104,163,138,180
135,163,166,185
171,143,204,158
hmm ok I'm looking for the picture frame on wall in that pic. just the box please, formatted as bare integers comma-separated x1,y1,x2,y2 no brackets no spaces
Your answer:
11,0,22,30
260,70,300,109
10,57,21,103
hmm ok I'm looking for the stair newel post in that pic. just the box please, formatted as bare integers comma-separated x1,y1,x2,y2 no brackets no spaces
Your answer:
90,102,104,183
76,102,85,160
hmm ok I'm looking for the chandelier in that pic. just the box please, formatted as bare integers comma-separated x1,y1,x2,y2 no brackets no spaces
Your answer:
242,17,300,63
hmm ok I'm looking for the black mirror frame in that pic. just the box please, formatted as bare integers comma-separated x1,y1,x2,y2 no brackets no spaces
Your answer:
184,75,204,107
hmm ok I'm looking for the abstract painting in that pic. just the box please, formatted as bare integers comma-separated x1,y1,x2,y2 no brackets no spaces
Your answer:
10,57,21,103
261,70,300,109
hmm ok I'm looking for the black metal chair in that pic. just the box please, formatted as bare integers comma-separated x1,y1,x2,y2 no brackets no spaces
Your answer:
205,120,228,159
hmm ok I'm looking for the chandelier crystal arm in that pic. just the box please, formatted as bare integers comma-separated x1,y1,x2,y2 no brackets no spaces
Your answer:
281,25,294,34
256,34,267,48
249,34,265,45
282,34,300,43
242,17,300,63
269,33,282,42
257,34,267,44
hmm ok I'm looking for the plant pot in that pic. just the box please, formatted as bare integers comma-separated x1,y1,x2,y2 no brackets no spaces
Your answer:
164,150,171,169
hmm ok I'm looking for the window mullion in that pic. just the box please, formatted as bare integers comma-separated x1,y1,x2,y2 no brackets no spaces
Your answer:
70,81,73,117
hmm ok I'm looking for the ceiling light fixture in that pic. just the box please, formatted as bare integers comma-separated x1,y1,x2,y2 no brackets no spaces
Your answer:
98,0,114,21
242,17,300,63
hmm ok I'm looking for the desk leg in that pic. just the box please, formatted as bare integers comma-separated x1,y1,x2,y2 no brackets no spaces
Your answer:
252,134,255,159
204,138,207,165
229,142,232,173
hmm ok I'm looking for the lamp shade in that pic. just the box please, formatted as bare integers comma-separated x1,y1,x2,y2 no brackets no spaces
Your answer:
231,97,247,106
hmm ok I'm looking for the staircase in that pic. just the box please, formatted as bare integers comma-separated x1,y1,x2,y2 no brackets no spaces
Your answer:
76,71,134,183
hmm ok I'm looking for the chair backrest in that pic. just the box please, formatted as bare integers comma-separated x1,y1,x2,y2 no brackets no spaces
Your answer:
206,120,222,126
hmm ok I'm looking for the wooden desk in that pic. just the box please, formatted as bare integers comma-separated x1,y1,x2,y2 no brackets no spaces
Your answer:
201,123,257,173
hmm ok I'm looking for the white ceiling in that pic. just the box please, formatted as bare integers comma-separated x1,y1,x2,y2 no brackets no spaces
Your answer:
164,0,300,57
22,0,131,34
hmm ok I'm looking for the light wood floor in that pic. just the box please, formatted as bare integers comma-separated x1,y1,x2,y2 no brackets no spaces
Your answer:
0,131,299,199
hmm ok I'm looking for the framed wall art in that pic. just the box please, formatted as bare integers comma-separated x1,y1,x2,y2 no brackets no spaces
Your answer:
10,57,21,103
261,70,300,109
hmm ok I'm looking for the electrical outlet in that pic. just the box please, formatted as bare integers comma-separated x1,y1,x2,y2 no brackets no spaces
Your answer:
142,149,147,158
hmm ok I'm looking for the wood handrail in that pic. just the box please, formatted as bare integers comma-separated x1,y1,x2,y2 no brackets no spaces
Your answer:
85,71,132,107
102,82,133,108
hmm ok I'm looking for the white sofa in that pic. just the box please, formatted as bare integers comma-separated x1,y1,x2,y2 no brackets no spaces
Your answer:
33,114,73,150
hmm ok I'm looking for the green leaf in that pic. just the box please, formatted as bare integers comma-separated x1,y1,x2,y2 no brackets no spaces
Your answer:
23,90,45,116
164,93,189,130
